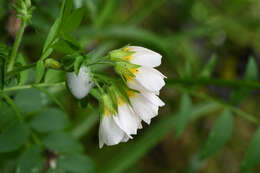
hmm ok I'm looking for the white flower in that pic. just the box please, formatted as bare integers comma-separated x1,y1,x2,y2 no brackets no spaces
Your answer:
112,98,142,136
66,66,94,99
124,66,166,94
126,90,165,124
123,46,162,67
99,113,130,148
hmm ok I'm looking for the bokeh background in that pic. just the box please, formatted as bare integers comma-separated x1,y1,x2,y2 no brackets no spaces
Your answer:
1,0,260,173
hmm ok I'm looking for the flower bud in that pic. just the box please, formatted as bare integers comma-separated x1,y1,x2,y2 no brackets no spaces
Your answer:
45,58,61,69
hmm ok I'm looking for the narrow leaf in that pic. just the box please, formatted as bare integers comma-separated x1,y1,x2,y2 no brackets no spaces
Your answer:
239,128,260,173
200,109,234,159
74,56,83,75
199,54,217,78
62,7,85,33
230,57,258,104
42,18,62,54
175,93,192,138
35,60,45,83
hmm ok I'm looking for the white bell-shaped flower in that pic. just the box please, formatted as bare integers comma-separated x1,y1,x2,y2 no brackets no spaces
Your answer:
112,98,143,136
126,66,166,94
66,66,94,99
124,46,162,67
127,90,165,124
99,113,130,148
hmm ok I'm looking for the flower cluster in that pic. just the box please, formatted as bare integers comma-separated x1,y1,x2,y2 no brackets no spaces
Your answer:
66,46,166,148
99,46,166,148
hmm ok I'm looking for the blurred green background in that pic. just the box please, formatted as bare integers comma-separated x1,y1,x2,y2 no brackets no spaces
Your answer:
1,0,260,173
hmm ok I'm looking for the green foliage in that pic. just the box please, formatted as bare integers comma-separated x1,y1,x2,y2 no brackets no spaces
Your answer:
239,129,260,173
16,146,44,173
175,93,192,138
230,57,258,104
0,121,30,153
30,108,69,133
200,110,234,159
35,60,45,83
62,7,85,33
43,132,83,154
14,88,50,114
1,0,260,172
57,154,95,173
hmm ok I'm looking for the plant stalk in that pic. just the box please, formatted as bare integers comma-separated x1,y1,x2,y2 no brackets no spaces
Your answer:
7,19,27,72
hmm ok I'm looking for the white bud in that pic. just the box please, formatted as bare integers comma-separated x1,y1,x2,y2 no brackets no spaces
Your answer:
66,66,94,99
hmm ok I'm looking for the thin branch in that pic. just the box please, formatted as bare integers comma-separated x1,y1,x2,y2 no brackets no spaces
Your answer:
0,82,65,93
167,78,260,90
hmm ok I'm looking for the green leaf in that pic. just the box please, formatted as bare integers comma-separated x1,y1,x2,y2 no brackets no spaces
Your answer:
30,108,68,133
230,57,258,104
0,103,16,131
74,56,84,75
175,93,192,138
57,154,95,173
0,122,30,153
14,88,50,114
35,60,45,83
200,110,233,159
62,7,85,33
62,0,73,21
42,18,62,54
17,54,29,85
43,132,83,154
239,128,260,173
199,54,217,78
16,146,43,173
52,39,77,54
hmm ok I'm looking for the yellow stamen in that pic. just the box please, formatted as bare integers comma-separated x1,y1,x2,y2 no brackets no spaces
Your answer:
123,47,131,51
123,55,133,61
126,90,136,98
124,68,139,81
104,108,111,116
118,97,126,106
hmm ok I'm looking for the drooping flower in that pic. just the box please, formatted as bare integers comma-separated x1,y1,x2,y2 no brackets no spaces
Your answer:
126,90,165,124
98,94,131,148
99,45,166,148
66,66,94,99
122,46,162,67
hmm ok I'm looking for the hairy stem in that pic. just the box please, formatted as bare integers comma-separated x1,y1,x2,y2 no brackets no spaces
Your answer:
1,82,65,93
171,85,260,125
168,78,260,90
7,20,27,72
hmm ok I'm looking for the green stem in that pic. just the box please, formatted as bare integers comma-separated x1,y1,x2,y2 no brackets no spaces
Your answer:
7,19,27,72
172,85,260,125
7,63,36,76
0,82,65,93
167,78,260,89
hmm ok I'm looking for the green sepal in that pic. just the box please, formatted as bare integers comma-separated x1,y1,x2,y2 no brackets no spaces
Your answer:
109,48,134,61
100,94,117,117
74,56,84,75
114,61,140,81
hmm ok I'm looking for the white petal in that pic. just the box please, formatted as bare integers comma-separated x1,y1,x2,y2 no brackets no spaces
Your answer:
128,46,162,67
67,67,94,99
121,134,130,142
134,67,166,93
130,93,159,124
113,104,142,135
98,115,126,148
141,90,165,107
